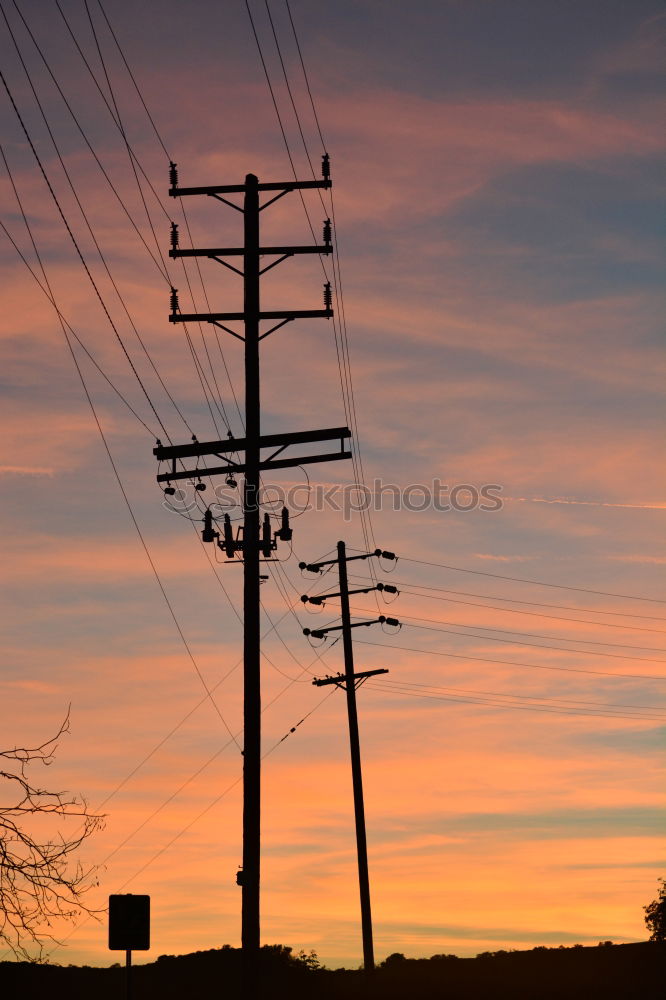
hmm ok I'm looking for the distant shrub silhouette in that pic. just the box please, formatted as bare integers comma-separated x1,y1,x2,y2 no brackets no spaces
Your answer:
381,952,407,967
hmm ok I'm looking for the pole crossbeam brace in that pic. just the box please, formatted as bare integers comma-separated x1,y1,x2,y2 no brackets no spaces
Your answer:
170,179,331,198
170,308,332,324
313,668,389,688
301,549,395,572
170,245,331,259
154,426,351,462
305,587,378,604
304,618,390,638
156,448,351,484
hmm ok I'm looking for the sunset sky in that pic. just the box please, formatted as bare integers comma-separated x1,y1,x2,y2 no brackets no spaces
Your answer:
1,0,664,970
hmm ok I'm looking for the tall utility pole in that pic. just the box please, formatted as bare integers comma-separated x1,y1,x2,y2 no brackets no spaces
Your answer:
300,543,400,972
153,158,351,997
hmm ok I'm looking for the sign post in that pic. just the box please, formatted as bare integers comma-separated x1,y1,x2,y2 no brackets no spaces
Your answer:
108,894,150,1000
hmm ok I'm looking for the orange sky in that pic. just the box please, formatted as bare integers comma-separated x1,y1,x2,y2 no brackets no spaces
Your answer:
0,0,664,970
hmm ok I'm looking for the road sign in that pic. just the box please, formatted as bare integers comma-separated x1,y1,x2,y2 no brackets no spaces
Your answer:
108,894,150,951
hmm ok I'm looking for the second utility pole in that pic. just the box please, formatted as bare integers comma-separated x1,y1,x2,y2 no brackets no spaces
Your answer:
302,543,400,971
337,539,376,972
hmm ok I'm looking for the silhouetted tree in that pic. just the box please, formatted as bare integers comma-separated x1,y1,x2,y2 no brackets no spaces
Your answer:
644,878,666,942
0,712,104,960
382,952,407,967
295,948,322,970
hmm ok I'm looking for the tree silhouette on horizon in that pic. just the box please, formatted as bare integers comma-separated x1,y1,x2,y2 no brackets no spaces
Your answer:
644,878,666,943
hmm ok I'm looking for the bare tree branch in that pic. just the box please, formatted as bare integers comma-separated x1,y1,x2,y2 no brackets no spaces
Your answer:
0,710,105,961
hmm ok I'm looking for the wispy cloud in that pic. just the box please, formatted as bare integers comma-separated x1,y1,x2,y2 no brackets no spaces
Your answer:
504,496,666,510
0,464,54,477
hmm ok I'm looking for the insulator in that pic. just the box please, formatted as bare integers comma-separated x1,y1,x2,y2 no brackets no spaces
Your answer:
195,481,206,492
261,512,272,558
170,287,179,313
310,629,325,639
225,474,238,489
300,595,309,603
202,509,217,543
385,617,400,627
299,561,322,573
322,153,330,180
164,486,176,496
170,222,179,250
276,505,292,542
323,281,332,311
383,584,398,594
223,513,235,559
323,218,332,245
169,161,178,187
381,549,396,560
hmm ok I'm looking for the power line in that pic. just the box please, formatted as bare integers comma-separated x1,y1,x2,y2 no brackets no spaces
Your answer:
349,572,666,622
52,0,231,438
399,555,666,604
5,0,171,283
348,599,666,650
375,678,666,716
0,212,155,438
54,0,173,226
11,0,228,447
110,683,335,890
355,638,666,682
283,0,383,569
0,55,173,442
83,0,170,275
284,0,327,150
15,0,238,453
58,0,236,435
88,585,325,824
375,614,666,660
93,0,243,433
95,658,244,815
42,664,337,962
0,113,241,749
373,680,666,723
263,0,320,186
246,0,380,592
96,0,169,158
357,577,666,632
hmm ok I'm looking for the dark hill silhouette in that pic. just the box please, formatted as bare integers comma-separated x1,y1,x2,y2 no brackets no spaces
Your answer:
1,940,663,998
